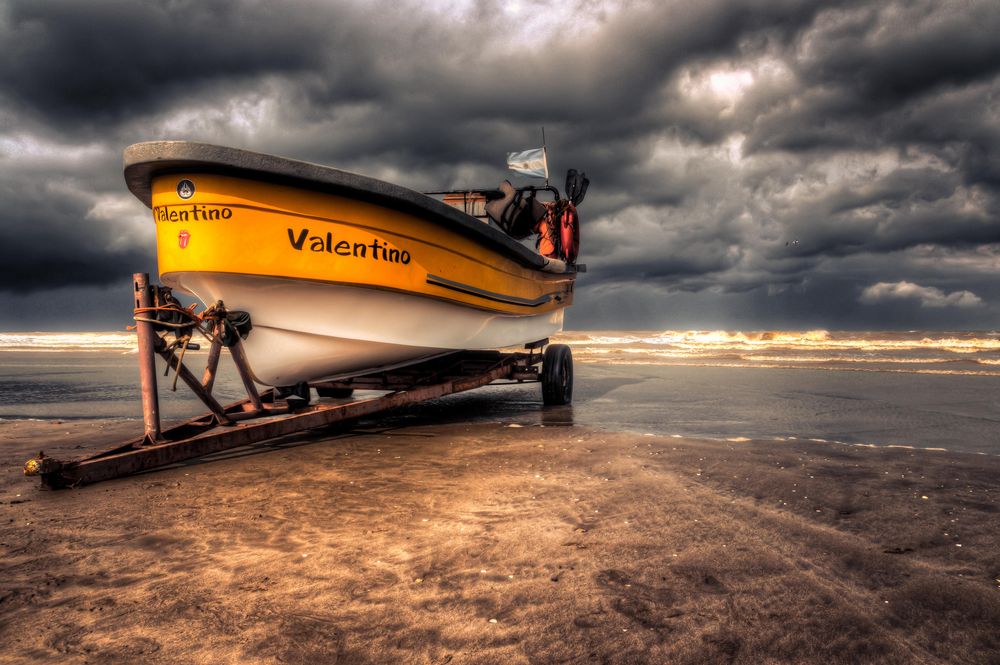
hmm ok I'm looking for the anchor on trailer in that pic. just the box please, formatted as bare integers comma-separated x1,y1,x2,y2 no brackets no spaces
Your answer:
23,273,574,489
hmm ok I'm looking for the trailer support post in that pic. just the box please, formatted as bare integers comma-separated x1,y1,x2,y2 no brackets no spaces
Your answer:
133,272,162,444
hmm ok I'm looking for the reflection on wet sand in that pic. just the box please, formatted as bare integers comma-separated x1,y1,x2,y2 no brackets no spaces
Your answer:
541,404,574,427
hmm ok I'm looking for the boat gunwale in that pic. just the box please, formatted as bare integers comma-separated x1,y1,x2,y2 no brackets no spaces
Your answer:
123,141,556,272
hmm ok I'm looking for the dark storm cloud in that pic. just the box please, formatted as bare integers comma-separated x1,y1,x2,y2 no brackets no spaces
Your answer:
0,162,154,292
796,1,1000,103
743,2,1000,154
1,0,999,328
775,169,1000,259
3,0,845,151
0,0,337,128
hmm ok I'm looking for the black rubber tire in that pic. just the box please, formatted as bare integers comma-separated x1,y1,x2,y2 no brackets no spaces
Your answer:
541,344,573,406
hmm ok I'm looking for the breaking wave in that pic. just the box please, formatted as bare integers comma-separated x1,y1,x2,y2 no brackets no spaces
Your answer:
4,329,1000,376
555,330,1000,376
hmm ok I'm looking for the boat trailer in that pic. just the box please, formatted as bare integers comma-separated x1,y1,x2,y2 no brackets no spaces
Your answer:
23,273,573,489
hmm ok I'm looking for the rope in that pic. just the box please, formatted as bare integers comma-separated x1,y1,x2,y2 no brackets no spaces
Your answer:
130,297,247,390
133,301,219,390
132,302,201,325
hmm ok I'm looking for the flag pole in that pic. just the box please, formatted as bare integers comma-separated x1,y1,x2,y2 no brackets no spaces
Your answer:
541,126,549,187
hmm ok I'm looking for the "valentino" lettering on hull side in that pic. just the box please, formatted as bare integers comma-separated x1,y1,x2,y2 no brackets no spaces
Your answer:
287,227,411,265
155,205,233,222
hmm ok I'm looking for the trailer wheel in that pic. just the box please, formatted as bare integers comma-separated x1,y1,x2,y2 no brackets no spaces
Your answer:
541,344,573,406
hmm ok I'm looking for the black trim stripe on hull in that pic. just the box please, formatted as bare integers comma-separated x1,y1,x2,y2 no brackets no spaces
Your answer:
426,274,553,308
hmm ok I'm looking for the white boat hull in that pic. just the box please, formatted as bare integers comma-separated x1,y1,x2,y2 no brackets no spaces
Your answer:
165,272,564,386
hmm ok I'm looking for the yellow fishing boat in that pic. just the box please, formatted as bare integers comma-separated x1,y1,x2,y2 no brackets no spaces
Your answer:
123,141,587,388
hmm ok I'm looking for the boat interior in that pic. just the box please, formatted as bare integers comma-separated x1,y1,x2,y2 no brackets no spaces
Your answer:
427,169,590,257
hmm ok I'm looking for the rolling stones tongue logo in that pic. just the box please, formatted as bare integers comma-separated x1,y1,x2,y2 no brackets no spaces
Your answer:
178,230,190,249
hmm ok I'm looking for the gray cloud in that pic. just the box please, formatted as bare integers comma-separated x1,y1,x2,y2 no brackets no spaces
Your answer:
859,281,983,309
1,0,999,329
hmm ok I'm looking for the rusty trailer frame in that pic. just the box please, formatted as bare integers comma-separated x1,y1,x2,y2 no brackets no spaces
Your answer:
23,273,559,489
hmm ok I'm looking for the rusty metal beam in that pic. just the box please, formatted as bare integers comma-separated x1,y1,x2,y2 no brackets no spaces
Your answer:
201,324,223,393
68,389,280,463
310,350,537,391
228,339,263,412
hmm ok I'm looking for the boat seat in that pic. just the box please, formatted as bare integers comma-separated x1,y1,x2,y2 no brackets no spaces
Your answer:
485,180,546,240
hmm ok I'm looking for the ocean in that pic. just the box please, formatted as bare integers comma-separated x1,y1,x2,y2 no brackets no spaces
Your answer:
1,330,999,454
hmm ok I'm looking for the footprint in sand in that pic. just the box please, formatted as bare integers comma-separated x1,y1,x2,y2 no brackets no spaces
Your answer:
593,569,684,628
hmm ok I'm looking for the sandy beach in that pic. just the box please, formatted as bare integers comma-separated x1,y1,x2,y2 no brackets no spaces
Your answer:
2,414,999,664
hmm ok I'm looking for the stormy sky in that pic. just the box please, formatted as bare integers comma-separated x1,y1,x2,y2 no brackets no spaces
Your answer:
1,0,999,331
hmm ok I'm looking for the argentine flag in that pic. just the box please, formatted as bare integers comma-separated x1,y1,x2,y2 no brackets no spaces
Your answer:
506,147,548,179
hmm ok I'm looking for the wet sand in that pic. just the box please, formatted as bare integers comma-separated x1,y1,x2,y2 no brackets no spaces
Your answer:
1,417,999,664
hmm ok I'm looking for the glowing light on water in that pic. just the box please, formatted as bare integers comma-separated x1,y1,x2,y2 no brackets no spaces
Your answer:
0,332,138,352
